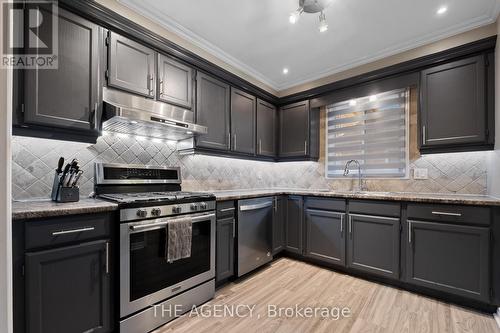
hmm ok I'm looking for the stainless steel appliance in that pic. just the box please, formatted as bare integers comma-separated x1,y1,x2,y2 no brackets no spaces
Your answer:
237,197,273,276
102,87,207,141
94,163,216,333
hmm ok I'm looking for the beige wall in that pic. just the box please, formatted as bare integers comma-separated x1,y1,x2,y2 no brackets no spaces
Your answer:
487,18,500,197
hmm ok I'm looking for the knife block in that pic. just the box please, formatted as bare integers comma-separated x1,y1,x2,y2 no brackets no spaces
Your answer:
51,171,80,203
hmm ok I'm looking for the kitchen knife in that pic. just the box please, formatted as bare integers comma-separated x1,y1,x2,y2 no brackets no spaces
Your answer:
56,157,64,174
71,170,84,187
60,164,71,186
66,166,80,187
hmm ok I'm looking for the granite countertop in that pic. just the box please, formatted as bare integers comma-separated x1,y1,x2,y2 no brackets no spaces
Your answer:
208,189,500,206
12,198,119,220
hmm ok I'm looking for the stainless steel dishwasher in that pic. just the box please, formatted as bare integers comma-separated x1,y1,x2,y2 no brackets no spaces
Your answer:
237,197,273,276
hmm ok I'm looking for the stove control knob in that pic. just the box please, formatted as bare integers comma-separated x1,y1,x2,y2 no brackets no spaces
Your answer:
172,205,182,214
190,203,199,211
200,202,208,210
151,208,162,217
136,209,148,218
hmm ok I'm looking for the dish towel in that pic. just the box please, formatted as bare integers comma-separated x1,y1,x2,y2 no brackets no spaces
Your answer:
165,217,193,263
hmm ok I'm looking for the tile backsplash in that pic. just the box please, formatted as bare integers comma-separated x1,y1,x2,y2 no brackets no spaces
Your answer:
12,134,488,200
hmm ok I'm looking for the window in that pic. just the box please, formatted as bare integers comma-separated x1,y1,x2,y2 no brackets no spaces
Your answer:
325,88,409,178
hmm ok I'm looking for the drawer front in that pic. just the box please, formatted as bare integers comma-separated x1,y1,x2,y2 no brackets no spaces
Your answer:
349,200,400,217
305,197,346,212
25,213,111,250
217,201,236,218
407,204,490,226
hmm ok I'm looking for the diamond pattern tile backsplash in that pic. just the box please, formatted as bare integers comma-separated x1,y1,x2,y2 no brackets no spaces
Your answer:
12,134,488,200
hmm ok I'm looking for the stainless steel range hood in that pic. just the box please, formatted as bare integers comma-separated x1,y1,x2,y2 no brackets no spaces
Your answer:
102,87,207,141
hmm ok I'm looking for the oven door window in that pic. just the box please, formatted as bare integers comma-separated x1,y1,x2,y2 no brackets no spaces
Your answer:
129,219,211,301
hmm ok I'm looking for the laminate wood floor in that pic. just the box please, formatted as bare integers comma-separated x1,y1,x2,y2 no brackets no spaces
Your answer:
154,258,499,333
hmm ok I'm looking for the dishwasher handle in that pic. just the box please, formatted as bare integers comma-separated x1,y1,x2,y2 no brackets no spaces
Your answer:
239,201,273,212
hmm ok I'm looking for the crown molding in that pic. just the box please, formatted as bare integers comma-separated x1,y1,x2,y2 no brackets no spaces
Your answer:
119,0,499,92
118,0,281,91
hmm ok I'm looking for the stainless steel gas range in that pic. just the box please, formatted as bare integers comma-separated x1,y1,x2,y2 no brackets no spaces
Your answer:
94,163,216,333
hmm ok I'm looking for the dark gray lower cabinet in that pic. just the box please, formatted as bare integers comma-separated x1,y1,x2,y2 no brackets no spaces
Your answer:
305,209,345,266
25,240,111,333
406,220,490,302
347,213,400,279
272,196,286,255
285,196,303,254
216,216,235,282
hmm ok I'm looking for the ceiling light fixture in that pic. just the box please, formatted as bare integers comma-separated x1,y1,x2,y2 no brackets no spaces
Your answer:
283,68,289,74
349,100,357,106
437,6,447,15
289,0,333,32
369,95,377,102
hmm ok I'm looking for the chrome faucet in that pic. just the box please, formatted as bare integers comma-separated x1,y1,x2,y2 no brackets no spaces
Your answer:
343,159,365,192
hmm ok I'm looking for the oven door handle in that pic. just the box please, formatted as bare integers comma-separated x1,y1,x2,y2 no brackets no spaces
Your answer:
129,213,215,231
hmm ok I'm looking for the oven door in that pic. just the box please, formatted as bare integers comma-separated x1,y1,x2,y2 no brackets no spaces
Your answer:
120,212,215,317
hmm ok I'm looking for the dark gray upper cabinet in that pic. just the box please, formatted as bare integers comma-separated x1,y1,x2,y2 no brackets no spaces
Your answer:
195,72,231,150
347,213,400,279
25,240,111,333
231,88,256,154
272,196,286,255
279,100,319,160
216,216,235,282
420,54,493,153
285,196,303,254
256,99,277,157
305,209,346,266
107,31,156,98
406,220,490,302
157,54,194,109
23,8,100,135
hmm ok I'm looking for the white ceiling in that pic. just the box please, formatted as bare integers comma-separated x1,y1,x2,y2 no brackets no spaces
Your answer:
119,0,500,92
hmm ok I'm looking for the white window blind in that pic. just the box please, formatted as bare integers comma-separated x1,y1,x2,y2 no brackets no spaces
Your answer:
326,88,409,178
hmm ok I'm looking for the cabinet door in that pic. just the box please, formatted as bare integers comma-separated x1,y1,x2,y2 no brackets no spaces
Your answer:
196,72,231,150
406,220,490,302
24,8,100,134
272,196,286,255
107,31,156,98
305,209,346,266
279,101,310,157
157,54,193,109
347,214,400,279
216,217,235,282
285,196,303,254
420,55,486,148
25,240,111,333
257,99,277,157
231,88,256,154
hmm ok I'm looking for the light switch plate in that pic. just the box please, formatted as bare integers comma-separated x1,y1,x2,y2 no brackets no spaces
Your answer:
413,168,428,180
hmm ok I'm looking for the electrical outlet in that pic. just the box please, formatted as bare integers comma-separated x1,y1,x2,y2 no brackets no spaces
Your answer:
413,168,428,180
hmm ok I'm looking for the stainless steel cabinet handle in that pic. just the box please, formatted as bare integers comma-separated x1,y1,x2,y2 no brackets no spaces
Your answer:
159,80,164,96
148,75,154,95
232,218,235,238
105,242,110,274
259,139,262,154
431,211,462,217
240,201,273,211
233,134,237,150
52,226,95,236
274,197,277,212
348,215,352,236
340,214,344,235
422,126,426,144
408,221,412,244
228,133,231,149
219,207,235,212
304,140,307,155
